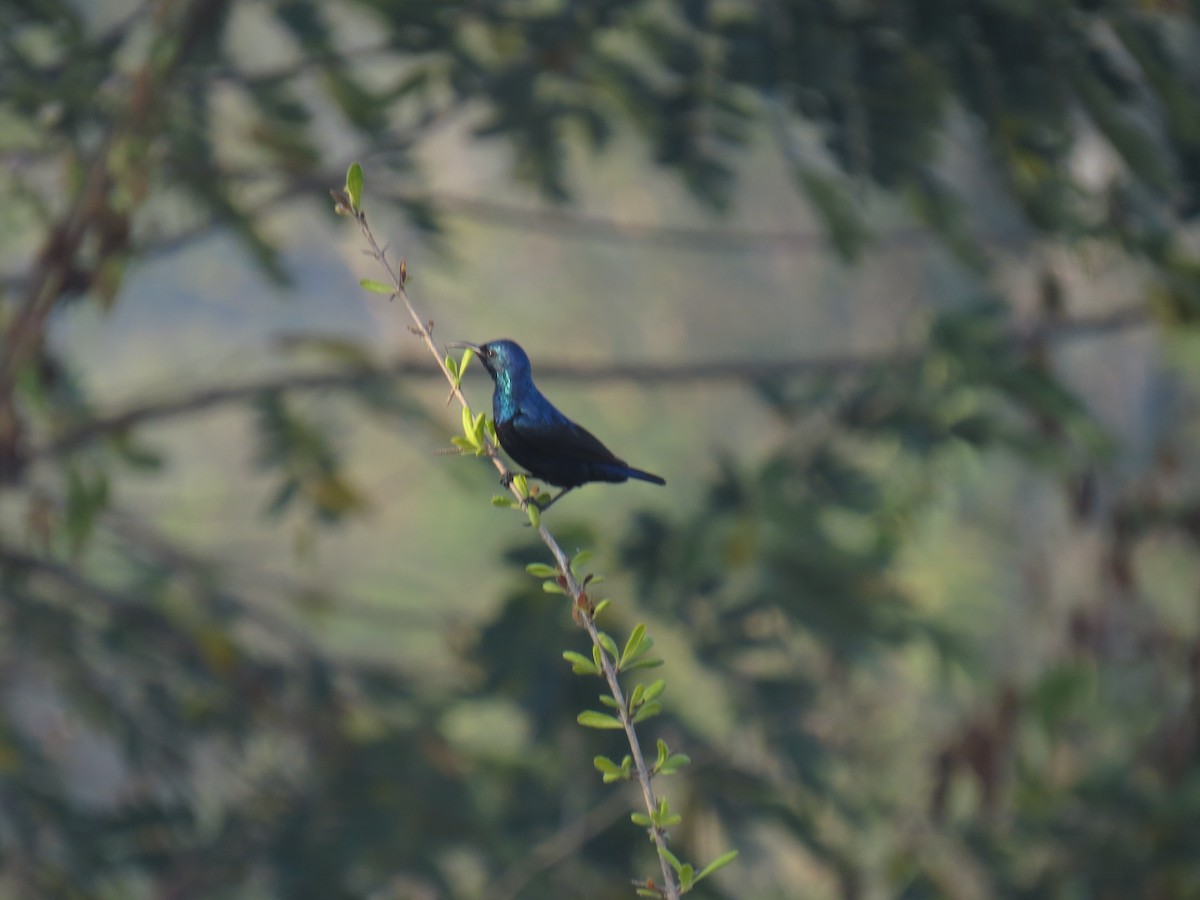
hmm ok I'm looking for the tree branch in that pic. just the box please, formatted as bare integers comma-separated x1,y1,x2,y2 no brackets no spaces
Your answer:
336,183,683,899
0,0,234,483
487,789,633,900
28,304,1150,464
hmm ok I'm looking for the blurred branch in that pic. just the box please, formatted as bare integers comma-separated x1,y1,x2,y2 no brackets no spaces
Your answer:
33,363,395,460
1,501,441,684
0,521,319,656
104,505,452,632
0,543,135,610
416,191,941,254
139,174,992,261
0,0,234,482
487,788,634,900
29,304,1150,463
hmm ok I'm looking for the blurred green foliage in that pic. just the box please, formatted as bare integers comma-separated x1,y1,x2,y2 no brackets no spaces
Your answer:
2,0,1200,897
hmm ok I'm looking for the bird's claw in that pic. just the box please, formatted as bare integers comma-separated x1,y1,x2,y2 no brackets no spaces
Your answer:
533,488,570,512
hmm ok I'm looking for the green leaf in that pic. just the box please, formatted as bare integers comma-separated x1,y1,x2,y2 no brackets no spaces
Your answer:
794,166,867,261
641,679,666,704
660,752,690,775
265,476,300,516
563,651,598,676
1030,662,1096,732
526,504,540,528
108,428,165,471
309,473,367,521
623,656,664,672
526,562,558,578
577,710,623,730
278,334,377,367
65,465,110,554
630,812,653,827
570,549,593,576
592,599,611,618
345,162,363,211
656,739,669,768
597,631,619,659
595,754,633,783
694,850,739,882
631,701,662,724
359,278,393,295
620,623,649,669
679,864,695,891
660,847,683,872
491,495,518,508
542,581,566,595
598,694,620,709
629,683,645,708
445,354,458,378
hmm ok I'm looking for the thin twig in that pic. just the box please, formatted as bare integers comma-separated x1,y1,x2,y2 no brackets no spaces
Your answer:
487,788,634,900
343,197,682,900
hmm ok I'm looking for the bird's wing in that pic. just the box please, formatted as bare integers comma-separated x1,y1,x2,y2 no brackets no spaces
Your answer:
509,405,625,465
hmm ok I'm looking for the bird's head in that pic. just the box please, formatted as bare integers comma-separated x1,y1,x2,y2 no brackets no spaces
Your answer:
448,339,532,383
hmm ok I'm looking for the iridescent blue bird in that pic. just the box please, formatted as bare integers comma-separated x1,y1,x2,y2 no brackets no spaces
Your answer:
449,339,665,508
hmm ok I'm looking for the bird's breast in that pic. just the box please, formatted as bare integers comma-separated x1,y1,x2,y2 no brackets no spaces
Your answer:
492,392,520,424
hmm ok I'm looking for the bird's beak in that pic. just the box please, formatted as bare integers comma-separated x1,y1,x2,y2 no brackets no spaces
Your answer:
447,341,483,356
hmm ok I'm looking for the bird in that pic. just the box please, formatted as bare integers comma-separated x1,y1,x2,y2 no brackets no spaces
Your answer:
448,339,665,509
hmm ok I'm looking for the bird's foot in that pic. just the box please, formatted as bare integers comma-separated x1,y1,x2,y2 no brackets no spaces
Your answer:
534,487,574,512
500,469,537,491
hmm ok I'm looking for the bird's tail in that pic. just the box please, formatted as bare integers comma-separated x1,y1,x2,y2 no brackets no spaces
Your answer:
626,467,666,486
